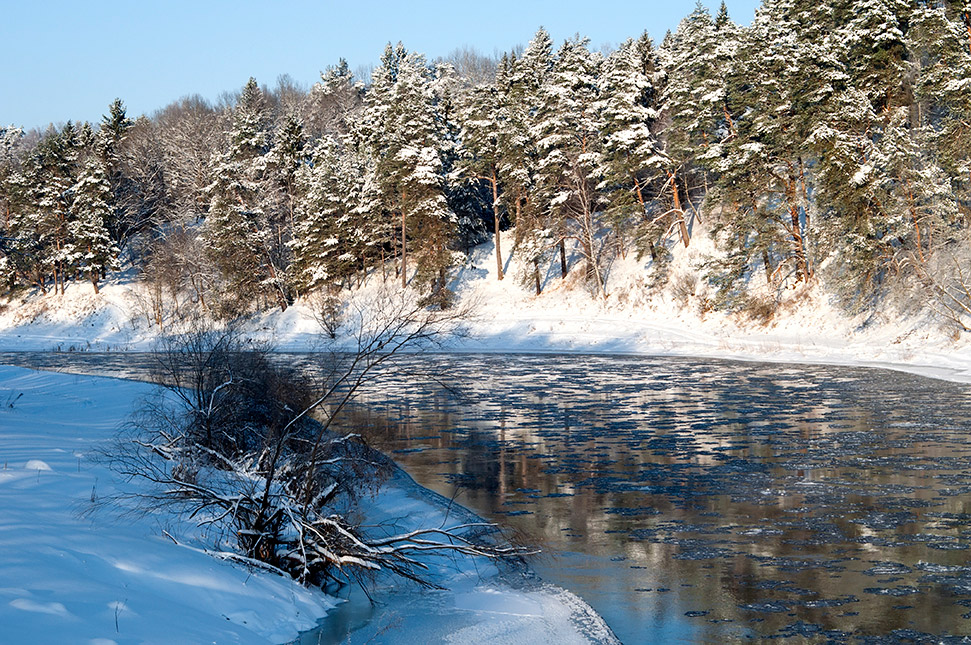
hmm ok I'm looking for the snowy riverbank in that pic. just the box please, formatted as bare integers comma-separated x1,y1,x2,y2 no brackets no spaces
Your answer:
1,232,969,385
0,365,616,643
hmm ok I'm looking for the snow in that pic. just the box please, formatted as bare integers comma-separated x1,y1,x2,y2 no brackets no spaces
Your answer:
0,366,336,644
2,224,970,641
1,228,969,386
0,365,616,643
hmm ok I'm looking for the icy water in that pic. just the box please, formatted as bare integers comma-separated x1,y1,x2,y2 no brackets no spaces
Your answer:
340,354,971,643
5,351,971,642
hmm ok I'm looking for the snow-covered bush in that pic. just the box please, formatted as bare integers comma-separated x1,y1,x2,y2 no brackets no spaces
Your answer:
106,291,528,590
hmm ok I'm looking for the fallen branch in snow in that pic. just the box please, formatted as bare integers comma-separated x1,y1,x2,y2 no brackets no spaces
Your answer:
104,291,532,592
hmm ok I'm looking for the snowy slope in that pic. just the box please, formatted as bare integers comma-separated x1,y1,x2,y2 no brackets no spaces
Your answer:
0,230,969,383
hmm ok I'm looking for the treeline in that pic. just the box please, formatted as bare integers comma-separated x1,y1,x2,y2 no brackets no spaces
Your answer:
1,0,970,319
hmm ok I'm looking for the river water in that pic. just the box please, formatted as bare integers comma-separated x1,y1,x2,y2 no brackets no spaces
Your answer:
5,351,971,642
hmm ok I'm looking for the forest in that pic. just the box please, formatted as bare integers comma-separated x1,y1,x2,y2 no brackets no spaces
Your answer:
1,0,970,324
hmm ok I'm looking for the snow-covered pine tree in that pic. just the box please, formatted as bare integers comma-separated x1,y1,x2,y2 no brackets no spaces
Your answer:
657,1,737,247
289,135,370,292
306,59,363,140
29,123,84,294
531,35,608,299
96,99,136,245
362,44,455,297
909,3,971,209
68,159,119,293
0,126,29,291
459,78,508,279
204,78,290,312
432,61,486,259
504,29,555,292
705,0,822,304
597,32,666,262
805,0,931,296
268,113,307,245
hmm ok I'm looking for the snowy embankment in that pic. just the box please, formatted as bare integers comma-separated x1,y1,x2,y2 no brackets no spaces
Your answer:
0,365,616,644
1,228,969,384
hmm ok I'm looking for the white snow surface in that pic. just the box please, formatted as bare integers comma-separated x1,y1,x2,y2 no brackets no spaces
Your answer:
0,366,616,644
0,229,968,384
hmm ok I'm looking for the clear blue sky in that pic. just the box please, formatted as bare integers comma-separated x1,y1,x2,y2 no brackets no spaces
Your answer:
2,0,760,131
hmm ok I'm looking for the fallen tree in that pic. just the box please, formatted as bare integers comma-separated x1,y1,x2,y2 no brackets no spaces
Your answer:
105,288,532,591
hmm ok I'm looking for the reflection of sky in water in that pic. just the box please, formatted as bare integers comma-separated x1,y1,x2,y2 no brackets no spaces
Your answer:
6,352,971,642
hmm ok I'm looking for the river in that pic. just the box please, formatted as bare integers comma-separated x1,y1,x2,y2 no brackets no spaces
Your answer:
4,351,971,642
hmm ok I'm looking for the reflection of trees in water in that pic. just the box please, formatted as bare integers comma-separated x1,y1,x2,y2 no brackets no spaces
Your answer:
343,355,971,639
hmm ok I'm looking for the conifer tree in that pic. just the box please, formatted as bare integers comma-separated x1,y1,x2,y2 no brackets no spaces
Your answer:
289,135,372,292
532,36,608,298
459,79,508,279
362,44,455,297
204,78,290,311
658,2,737,248
68,159,119,293
598,33,666,261
96,99,136,245
493,30,556,293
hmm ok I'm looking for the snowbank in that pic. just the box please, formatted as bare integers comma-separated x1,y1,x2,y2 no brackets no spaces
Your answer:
0,366,616,644
0,366,336,644
1,232,967,384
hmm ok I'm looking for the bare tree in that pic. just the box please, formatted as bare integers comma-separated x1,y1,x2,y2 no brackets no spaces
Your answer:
104,290,523,591
913,243,971,333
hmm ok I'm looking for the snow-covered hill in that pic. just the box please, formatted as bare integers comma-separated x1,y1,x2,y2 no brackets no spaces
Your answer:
1,230,969,384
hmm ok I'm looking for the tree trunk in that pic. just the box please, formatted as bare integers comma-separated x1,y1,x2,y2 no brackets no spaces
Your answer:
400,205,407,290
789,204,809,281
786,174,809,281
491,172,503,281
763,250,773,285
263,257,288,312
905,180,926,264
533,258,541,295
669,172,690,247
90,271,99,295
559,239,567,278
964,9,971,56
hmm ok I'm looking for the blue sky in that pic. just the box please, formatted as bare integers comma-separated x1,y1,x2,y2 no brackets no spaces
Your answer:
2,0,760,131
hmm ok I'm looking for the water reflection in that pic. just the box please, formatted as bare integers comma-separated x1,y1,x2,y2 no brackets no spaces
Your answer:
5,352,971,642
338,355,971,642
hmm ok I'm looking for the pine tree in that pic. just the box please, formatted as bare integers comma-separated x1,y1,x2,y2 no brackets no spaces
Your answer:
204,78,290,311
289,135,368,292
268,113,307,240
531,35,608,298
67,159,119,293
31,123,83,294
459,79,508,279
658,1,738,247
362,44,455,297
706,0,821,300
910,4,971,203
306,59,362,139
598,33,665,261
96,98,136,244
496,45,546,293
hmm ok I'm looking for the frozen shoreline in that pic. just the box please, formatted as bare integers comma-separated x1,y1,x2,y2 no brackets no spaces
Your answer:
0,364,617,644
1,233,968,387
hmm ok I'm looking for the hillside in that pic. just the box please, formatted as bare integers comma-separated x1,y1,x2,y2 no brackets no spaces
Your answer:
2,229,969,384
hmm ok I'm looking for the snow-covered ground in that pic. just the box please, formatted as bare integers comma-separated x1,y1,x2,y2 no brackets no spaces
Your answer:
0,365,616,644
1,229,969,384
1,232,968,642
